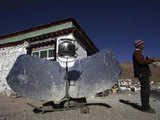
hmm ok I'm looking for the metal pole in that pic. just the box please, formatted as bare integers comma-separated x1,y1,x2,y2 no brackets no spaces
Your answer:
65,60,70,98
64,59,71,108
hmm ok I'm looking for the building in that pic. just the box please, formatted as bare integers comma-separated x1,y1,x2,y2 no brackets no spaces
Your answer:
0,18,99,95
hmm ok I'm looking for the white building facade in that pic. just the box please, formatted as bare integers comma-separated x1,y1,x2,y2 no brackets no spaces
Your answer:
0,18,99,96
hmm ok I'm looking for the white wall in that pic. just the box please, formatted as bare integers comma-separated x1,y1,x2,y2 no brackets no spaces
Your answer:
0,42,29,96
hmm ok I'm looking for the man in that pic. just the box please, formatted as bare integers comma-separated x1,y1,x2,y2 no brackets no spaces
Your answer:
132,40,159,113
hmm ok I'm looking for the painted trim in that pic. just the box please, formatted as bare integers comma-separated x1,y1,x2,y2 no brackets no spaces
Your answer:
0,22,74,45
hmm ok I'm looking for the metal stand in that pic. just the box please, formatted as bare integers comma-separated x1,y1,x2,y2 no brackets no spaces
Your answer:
27,40,89,113
27,60,89,114
63,61,71,107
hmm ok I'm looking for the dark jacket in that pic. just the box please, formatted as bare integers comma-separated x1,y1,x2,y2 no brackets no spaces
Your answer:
132,49,153,78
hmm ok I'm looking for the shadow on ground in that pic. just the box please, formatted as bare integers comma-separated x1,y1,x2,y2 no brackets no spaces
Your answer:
28,98,112,114
119,99,142,111
86,103,112,108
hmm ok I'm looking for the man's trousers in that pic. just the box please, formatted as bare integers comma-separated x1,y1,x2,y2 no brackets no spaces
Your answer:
139,75,150,110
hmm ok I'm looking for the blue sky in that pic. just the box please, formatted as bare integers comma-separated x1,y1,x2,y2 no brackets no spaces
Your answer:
0,0,160,62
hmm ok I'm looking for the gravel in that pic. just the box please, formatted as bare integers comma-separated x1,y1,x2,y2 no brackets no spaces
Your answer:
0,91,160,120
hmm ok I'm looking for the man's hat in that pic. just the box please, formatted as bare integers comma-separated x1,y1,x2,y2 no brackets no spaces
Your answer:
134,40,144,48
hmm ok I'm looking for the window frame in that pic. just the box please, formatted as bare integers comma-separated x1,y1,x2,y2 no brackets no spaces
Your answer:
32,48,56,60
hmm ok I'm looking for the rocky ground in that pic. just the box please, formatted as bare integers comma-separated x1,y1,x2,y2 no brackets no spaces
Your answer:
0,90,160,120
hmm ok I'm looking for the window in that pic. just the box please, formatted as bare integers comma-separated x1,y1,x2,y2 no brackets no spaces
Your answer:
32,52,39,57
40,50,47,58
32,48,56,61
48,49,55,58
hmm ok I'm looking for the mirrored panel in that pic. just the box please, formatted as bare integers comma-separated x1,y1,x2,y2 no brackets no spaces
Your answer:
7,49,121,101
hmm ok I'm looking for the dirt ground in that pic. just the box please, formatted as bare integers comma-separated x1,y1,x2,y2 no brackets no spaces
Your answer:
0,91,160,120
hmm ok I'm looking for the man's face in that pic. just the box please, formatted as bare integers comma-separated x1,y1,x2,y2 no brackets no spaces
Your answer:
139,43,144,50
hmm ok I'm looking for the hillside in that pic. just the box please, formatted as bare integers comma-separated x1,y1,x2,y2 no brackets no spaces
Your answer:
120,62,160,82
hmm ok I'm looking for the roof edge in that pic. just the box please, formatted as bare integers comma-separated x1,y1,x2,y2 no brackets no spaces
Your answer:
71,19,99,52
0,17,99,53
0,18,74,39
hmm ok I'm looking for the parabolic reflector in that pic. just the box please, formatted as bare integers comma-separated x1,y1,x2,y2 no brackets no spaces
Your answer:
7,49,121,101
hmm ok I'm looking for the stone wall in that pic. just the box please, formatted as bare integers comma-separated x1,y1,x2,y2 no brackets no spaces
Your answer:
0,42,29,96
